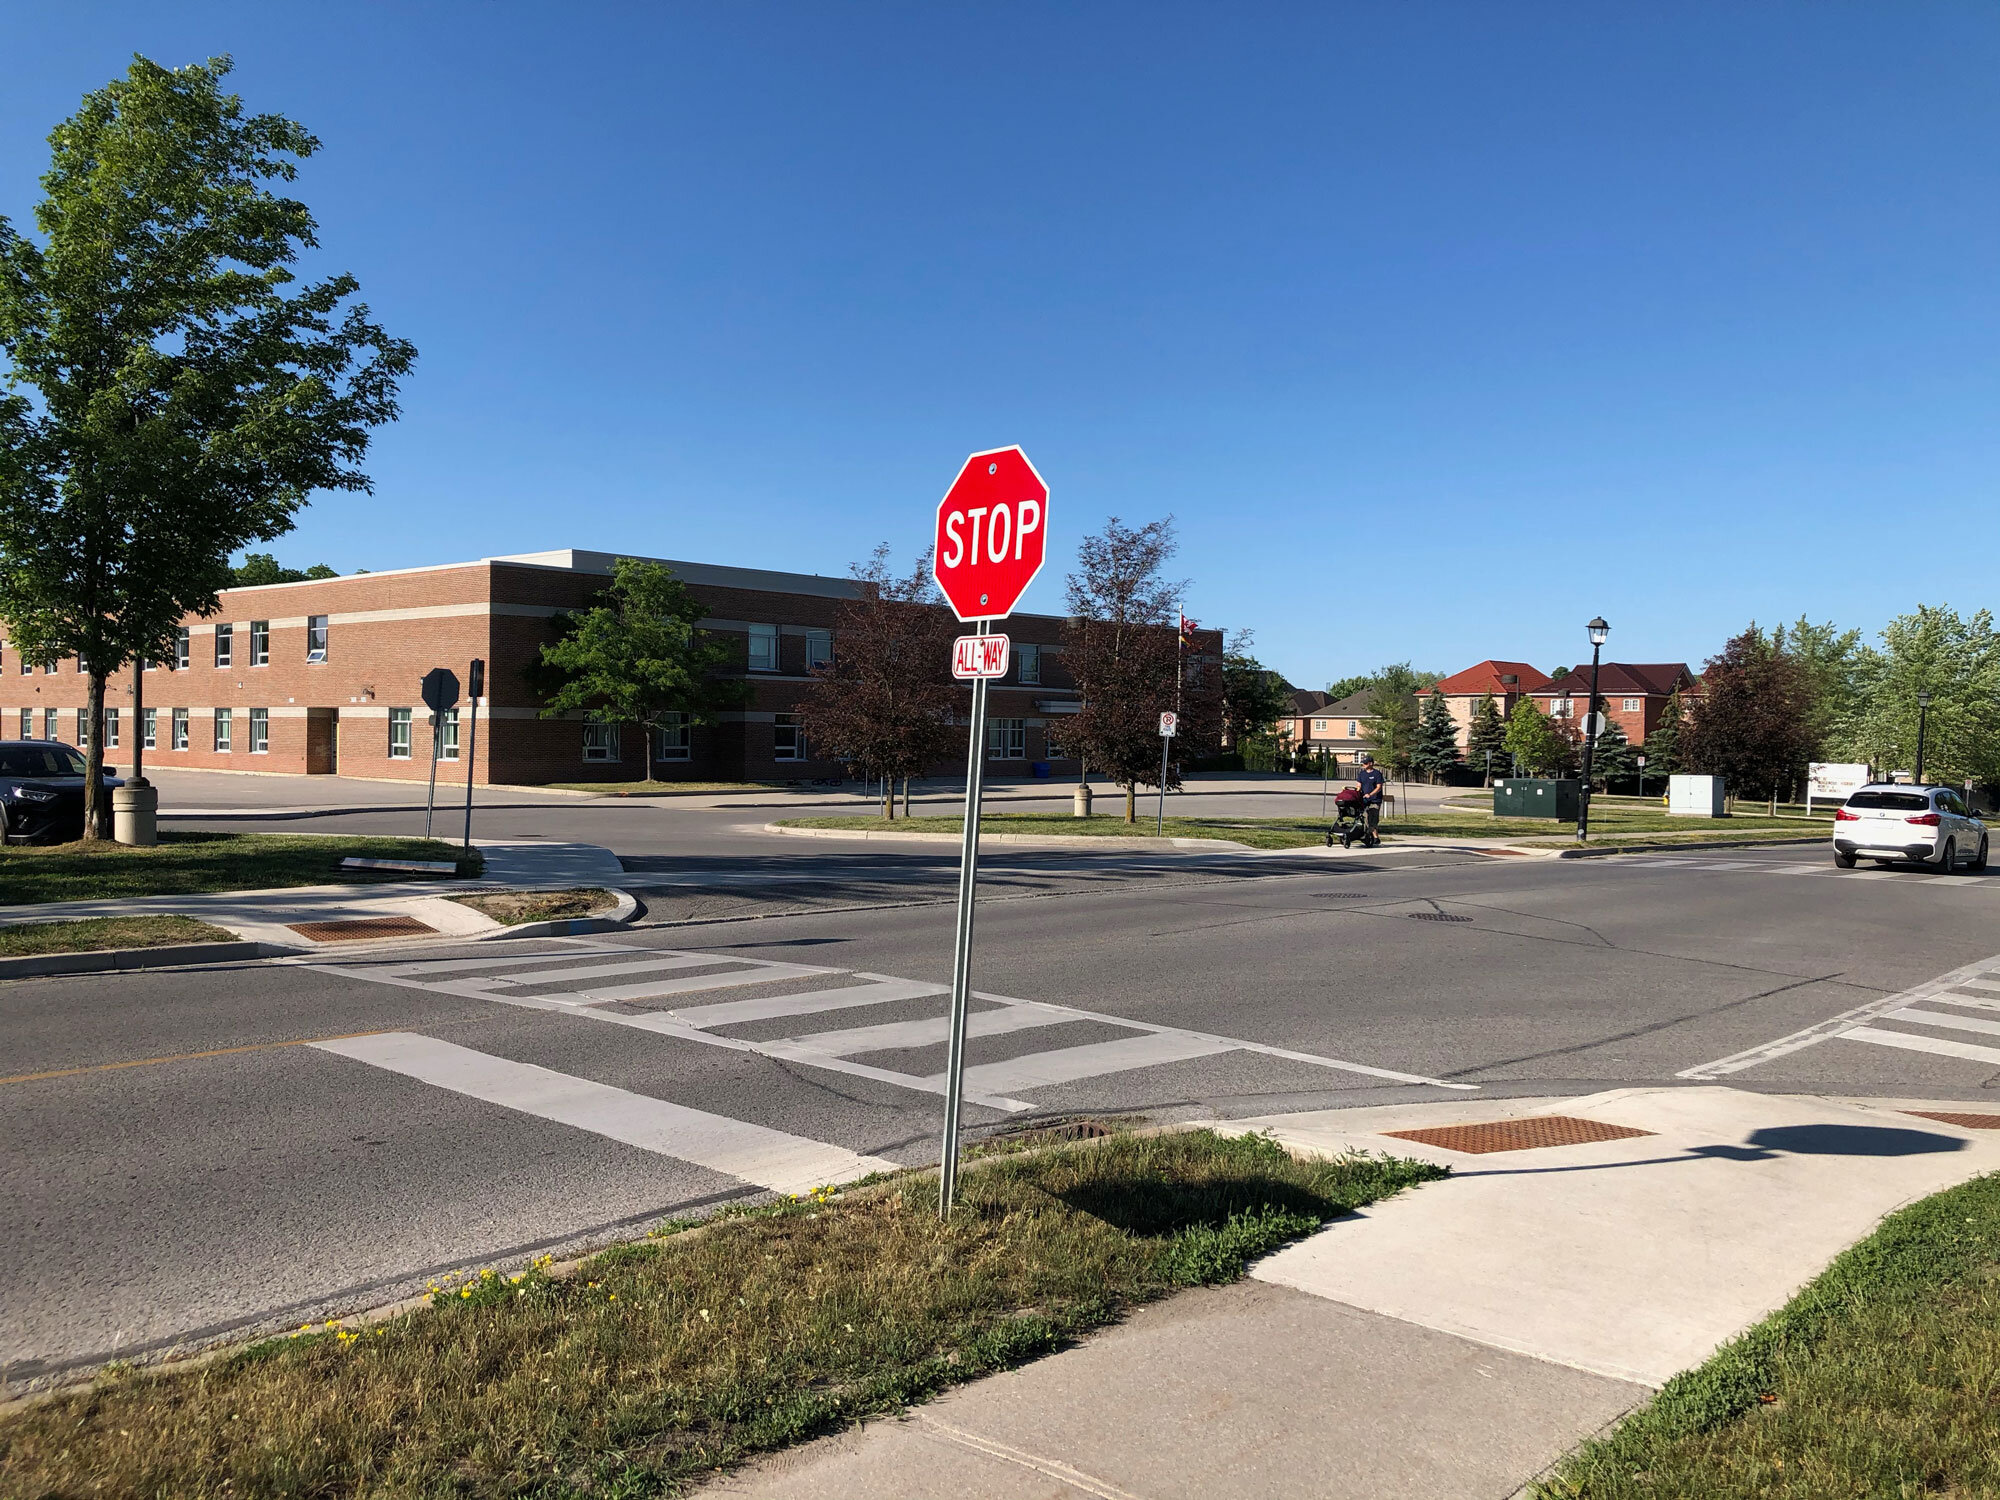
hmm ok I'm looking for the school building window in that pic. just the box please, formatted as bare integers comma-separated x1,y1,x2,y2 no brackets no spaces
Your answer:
171,708,188,750
805,629,834,670
773,714,804,761
987,718,1026,760
43,708,57,740
214,623,233,668
305,615,328,662
250,707,268,753
142,708,157,749
250,620,270,665
439,708,460,761
388,708,412,760
174,627,189,670
16,708,29,738
76,710,89,746
655,712,691,761
583,722,621,762
104,707,119,748
1016,642,1041,684
747,623,778,673
213,708,233,752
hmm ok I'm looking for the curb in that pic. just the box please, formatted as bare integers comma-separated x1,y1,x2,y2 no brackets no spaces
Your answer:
475,888,641,941
0,940,301,980
1550,836,1827,859
762,822,1254,852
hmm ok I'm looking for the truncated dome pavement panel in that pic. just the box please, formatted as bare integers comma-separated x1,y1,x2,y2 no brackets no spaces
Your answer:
1383,1115,1656,1155
288,915,439,942
1904,1110,2000,1130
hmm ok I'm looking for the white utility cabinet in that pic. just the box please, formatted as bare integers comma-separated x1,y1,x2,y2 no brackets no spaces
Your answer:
1668,774,1727,817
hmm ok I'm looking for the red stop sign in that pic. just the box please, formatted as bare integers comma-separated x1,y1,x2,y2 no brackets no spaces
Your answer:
933,446,1049,622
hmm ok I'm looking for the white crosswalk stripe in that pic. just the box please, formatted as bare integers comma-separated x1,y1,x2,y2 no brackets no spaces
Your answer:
1624,853,1996,890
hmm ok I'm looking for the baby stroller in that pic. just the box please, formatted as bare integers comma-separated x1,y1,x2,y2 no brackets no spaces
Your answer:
1327,784,1379,849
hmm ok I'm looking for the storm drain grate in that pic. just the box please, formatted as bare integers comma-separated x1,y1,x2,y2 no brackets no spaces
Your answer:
289,915,438,943
1407,912,1473,923
1384,1115,1656,1155
1905,1110,2000,1131
1314,893,1373,899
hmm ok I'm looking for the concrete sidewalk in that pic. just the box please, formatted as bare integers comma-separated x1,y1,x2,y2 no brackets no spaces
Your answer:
0,840,629,950
705,1086,2000,1500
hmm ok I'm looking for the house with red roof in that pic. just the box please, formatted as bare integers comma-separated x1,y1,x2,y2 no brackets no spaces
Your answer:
1533,663,1698,747
1424,660,1553,750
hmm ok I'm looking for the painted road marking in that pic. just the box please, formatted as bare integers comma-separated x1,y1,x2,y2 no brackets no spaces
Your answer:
784,1001,1083,1058
672,977,946,1028
1886,1005,2000,1039
1839,1026,2000,1068
311,1032,894,1195
949,1032,1236,1095
1622,854,1997,891
1679,954,2000,1080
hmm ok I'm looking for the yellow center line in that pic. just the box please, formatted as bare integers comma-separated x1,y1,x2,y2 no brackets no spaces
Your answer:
2,1026,410,1087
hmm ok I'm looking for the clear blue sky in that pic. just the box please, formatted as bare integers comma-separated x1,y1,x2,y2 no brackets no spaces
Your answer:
5,4,1996,689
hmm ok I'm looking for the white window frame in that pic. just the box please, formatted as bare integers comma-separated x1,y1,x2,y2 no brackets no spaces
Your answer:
249,706,269,754
747,623,779,673
805,629,834,671
987,717,1027,761
305,615,328,663
1552,697,1573,718
174,627,189,670
170,708,188,751
582,721,621,763
1313,718,1329,732
655,712,691,762
1016,642,1041,685
773,713,805,761
77,709,90,747
43,707,57,740
214,623,233,668
213,707,233,753
250,620,270,666
17,708,29,738
1347,719,1359,737
143,708,157,750
439,708,460,762
104,707,120,749
388,708,412,760
1621,697,1641,713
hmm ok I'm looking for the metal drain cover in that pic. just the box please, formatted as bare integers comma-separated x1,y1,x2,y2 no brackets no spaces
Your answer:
288,915,438,942
1384,1115,1655,1155
1905,1110,2000,1130
1408,912,1473,923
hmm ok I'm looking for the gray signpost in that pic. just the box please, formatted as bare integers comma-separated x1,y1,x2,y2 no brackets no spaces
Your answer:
461,658,484,849
420,667,459,839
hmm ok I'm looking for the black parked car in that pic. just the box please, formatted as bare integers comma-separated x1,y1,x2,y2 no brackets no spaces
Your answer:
0,741,123,844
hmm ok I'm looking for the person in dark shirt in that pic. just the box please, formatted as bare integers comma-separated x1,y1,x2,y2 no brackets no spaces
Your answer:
1355,753,1387,845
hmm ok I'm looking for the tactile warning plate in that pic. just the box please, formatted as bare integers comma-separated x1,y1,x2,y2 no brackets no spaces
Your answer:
1905,1110,2000,1130
288,915,438,942
1383,1115,1655,1155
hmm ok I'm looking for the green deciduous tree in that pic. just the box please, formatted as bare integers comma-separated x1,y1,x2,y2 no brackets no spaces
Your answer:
1411,690,1460,783
1774,615,1863,757
231,552,337,585
1466,692,1508,784
535,559,739,780
1221,630,1290,750
793,545,959,817
1683,625,1817,801
0,55,413,835
1849,605,2000,790
1504,698,1569,776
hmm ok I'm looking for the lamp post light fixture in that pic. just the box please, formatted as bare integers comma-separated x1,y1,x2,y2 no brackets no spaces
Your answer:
1577,617,1610,842
1916,691,1934,784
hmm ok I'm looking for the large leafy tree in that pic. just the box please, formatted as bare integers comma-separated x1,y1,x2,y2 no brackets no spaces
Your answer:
535,559,739,781
1466,692,1508,784
1848,605,2000,789
1683,625,1817,800
1774,615,1863,757
1061,516,1218,822
1411,691,1460,783
793,545,960,817
1504,698,1570,777
1220,630,1289,749
0,56,413,835
231,552,336,585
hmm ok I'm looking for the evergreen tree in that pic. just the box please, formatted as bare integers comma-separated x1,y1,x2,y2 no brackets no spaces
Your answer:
1411,691,1461,783
1589,719,1637,789
1465,693,1508,784
1644,690,1686,776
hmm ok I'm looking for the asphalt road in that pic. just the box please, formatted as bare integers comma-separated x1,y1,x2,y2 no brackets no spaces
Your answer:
7,825,1998,1386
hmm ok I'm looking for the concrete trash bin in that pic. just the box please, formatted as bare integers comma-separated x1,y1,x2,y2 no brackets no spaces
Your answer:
114,780,158,846
1073,783,1093,818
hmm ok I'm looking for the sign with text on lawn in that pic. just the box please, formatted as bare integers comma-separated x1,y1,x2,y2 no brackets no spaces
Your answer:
933,445,1049,622
952,633,1011,679
1809,762,1870,802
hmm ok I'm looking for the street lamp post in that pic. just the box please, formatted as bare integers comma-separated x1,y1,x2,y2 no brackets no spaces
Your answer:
1916,691,1934,784
1576,617,1610,843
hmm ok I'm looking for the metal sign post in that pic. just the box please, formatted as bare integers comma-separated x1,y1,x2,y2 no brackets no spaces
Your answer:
1157,711,1178,835
419,667,460,840
938,619,993,1218
462,658,484,849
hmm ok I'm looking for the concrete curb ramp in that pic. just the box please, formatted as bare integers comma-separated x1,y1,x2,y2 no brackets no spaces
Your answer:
0,940,300,980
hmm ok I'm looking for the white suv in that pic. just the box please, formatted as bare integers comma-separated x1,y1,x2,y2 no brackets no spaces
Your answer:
1833,784,1987,871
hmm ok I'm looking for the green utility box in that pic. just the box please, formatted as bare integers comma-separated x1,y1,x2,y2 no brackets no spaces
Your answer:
1495,778,1581,820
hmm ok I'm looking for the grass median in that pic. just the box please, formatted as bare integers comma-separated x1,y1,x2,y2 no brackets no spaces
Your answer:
1535,1169,2000,1498
448,888,618,925
0,1130,1442,1499
0,831,482,905
0,913,236,955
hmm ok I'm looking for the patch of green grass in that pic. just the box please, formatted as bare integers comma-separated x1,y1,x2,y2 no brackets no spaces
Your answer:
0,913,236,955
0,1131,1443,1499
1535,1170,2000,1499
0,832,483,905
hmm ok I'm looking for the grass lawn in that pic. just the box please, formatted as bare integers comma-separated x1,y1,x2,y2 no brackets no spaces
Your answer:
0,832,482,906
0,914,237,955
546,780,795,796
449,888,618,925
0,1131,1442,1499
1535,1170,2000,1498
